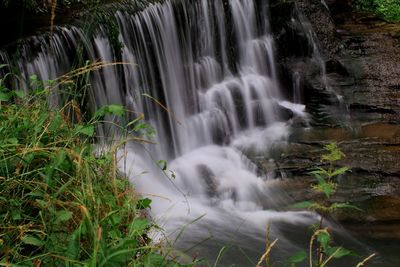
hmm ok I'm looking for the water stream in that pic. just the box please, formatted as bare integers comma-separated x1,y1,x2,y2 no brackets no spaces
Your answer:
0,0,365,265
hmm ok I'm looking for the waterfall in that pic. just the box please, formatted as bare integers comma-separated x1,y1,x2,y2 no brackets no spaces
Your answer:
292,4,350,124
0,0,315,264
293,71,301,104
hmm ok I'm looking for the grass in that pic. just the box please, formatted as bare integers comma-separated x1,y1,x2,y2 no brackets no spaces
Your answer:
355,0,400,22
0,67,191,266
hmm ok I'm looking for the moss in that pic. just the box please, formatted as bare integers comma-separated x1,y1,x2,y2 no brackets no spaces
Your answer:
355,0,400,22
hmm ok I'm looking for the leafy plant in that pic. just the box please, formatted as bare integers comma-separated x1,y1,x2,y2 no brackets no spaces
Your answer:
291,142,359,219
287,142,371,267
0,72,190,266
355,0,400,22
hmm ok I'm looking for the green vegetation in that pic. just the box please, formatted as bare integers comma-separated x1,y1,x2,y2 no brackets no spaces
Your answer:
355,0,400,22
291,143,358,218
288,143,374,267
0,70,189,266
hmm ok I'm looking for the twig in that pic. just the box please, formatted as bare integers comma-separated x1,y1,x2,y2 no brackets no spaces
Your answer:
356,253,376,267
320,247,341,267
256,239,278,267
309,228,328,267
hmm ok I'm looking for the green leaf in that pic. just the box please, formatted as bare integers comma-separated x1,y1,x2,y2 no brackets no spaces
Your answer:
290,201,316,209
0,91,10,101
34,112,49,135
287,251,307,266
56,210,73,223
107,104,125,116
54,150,67,167
330,203,363,212
94,107,107,119
110,213,122,226
65,229,80,259
132,122,156,137
325,246,352,259
14,90,26,99
331,167,350,177
94,104,125,119
317,230,331,251
22,235,45,247
136,198,152,210
157,160,167,171
310,168,329,178
11,210,22,221
322,142,345,162
27,189,44,198
76,124,95,137
129,218,149,235
143,253,167,266
313,182,336,198
313,173,326,185
5,138,18,145
48,113,63,132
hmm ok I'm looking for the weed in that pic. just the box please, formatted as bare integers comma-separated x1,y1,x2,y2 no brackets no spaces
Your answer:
287,142,375,267
0,69,190,266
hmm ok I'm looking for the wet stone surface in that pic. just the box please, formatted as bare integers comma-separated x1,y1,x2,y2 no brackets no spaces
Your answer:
267,0,400,242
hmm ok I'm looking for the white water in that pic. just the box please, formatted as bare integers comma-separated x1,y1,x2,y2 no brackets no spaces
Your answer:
292,71,302,104
113,1,316,259
1,0,317,263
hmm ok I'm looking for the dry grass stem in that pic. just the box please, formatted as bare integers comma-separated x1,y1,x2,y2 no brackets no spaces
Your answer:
356,253,376,267
256,239,278,267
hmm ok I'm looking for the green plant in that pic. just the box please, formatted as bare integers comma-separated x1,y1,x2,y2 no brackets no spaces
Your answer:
355,0,400,22
0,71,190,266
287,142,372,267
291,143,358,220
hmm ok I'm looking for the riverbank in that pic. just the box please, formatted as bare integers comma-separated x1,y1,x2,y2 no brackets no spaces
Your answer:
0,70,188,266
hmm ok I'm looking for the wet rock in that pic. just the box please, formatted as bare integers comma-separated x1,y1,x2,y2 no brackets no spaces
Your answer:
295,0,342,56
197,164,219,198
325,59,349,75
272,0,400,125
261,123,400,240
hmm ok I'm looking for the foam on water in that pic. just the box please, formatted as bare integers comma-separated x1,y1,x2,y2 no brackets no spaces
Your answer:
1,0,319,262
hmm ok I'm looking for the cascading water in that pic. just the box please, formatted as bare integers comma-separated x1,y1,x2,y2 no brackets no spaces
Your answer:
292,71,302,104
1,0,360,264
291,4,350,124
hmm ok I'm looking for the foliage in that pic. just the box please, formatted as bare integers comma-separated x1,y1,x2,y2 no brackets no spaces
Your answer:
287,142,367,267
291,142,359,216
0,74,188,266
355,0,400,22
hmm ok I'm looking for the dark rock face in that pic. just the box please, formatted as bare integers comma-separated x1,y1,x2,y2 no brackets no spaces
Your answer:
339,21,400,123
253,123,400,243
268,0,400,242
272,0,400,125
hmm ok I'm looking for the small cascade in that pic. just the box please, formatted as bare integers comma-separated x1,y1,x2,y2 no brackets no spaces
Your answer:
292,71,302,104
292,3,350,123
0,0,317,263
292,4,331,91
